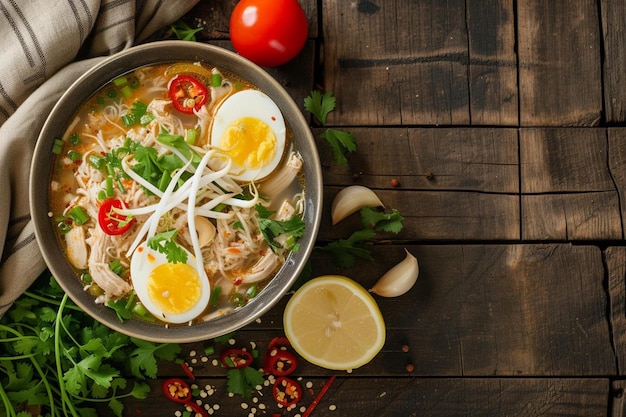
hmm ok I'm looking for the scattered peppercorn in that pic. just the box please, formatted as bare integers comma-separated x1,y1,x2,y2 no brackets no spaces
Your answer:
424,170,434,180
401,344,410,353
406,364,414,373
390,178,399,187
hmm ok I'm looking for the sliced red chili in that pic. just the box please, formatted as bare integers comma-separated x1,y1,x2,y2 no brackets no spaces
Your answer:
162,378,192,404
97,198,135,235
273,377,302,407
168,74,208,114
220,348,254,369
268,336,291,350
264,348,298,376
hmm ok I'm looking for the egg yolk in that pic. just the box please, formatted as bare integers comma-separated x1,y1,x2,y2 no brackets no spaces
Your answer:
220,117,276,169
147,262,202,316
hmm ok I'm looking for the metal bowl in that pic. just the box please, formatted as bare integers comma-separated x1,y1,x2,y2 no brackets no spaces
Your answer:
30,41,322,343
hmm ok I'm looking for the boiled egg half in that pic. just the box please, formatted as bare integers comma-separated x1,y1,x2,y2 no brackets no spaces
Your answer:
210,89,286,182
130,243,210,324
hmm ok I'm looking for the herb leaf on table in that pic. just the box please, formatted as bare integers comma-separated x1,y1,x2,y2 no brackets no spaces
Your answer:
0,274,181,417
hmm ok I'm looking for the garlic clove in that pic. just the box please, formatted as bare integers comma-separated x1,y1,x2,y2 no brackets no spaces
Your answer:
195,215,216,247
369,249,419,297
331,185,384,225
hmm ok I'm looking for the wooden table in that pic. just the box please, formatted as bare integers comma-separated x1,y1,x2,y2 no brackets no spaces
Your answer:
123,1,626,415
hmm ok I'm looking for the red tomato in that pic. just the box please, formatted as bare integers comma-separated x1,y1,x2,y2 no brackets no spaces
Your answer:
98,199,135,235
229,0,308,67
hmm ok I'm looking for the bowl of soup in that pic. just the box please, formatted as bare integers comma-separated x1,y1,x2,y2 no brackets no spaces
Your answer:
30,41,322,343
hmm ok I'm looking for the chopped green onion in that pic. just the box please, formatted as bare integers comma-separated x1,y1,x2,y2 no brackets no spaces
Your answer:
106,88,117,98
97,190,107,201
106,176,114,197
211,73,222,87
129,77,140,89
120,85,133,98
109,259,124,276
117,178,126,194
67,150,82,161
204,346,215,356
140,112,154,125
210,286,222,308
81,273,92,284
158,170,171,192
121,114,136,127
88,154,105,169
52,138,64,154
55,216,72,234
245,284,258,299
185,128,197,145
113,76,127,86
68,206,90,225
70,133,81,145
231,292,246,307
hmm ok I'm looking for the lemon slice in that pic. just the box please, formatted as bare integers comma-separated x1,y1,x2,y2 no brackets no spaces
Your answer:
283,275,386,370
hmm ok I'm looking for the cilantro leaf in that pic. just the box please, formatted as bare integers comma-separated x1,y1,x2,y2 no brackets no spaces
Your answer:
319,228,376,268
171,20,203,41
321,128,357,166
147,229,188,264
226,367,264,398
255,204,306,251
304,90,336,125
361,207,405,234
129,338,181,379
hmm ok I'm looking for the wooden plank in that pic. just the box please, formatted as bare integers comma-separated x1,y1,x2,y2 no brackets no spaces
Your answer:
608,128,626,237
606,247,626,374
612,380,626,417
601,0,626,123
520,128,622,240
165,244,614,378
120,377,609,417
517,0,602,126
466,0,518,125
318,127,519,193
320,188,519,241
322,0,469,126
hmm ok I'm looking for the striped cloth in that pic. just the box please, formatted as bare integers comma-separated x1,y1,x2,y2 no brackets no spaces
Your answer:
0,0,199,316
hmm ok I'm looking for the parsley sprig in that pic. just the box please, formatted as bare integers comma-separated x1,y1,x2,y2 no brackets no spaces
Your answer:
147,229,189,264
0,275,181,417
304,90,357,166
319,207,405,268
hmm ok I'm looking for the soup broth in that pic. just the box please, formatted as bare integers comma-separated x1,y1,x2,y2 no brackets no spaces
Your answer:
49,62,305,326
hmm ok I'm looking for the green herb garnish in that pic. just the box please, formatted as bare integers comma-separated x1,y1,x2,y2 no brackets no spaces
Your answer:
147,229,188,264
304,90,357,166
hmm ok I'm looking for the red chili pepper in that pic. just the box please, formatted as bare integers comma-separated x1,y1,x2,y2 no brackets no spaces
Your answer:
220,348,254,369
168,74,208,114
162,378,192,404
98,199,135,235
302,375,336,417
268,336,291,350
273,377,302,408
264,348,298,376
181,362,195,380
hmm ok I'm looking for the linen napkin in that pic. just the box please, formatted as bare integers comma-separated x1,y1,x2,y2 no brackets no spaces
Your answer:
0,0,200,316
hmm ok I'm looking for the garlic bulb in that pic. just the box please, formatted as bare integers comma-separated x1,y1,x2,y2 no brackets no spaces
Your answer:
369,249,418,297
331,185,384,225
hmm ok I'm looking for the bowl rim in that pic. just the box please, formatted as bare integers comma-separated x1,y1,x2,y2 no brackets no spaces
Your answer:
29,41,323,343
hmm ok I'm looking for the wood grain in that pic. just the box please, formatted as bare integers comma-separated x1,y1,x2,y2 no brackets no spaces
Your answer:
601,0,626,123
517,0,602,126
520,128,622,240
467,0,518,125
322,0,470,126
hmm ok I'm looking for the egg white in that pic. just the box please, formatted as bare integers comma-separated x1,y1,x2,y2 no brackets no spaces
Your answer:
210,90,286,182
129,243,210,324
